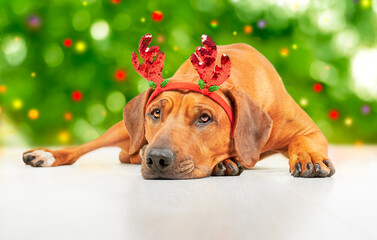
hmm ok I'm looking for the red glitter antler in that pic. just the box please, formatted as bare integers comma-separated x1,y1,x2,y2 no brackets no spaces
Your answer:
190,35,231,92
132,34,167,89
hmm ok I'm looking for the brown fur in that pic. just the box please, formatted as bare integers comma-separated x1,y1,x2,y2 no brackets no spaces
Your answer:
23,43,335,179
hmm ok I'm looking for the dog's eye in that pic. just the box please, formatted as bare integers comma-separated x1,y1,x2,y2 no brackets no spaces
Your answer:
151,109,161,120
199,113,211,123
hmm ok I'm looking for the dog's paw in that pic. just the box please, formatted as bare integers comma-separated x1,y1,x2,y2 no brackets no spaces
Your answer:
212,158,244,176
289,152,335,178
22,149,56,167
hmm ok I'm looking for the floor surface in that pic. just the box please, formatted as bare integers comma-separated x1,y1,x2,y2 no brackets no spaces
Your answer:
0,146,377,240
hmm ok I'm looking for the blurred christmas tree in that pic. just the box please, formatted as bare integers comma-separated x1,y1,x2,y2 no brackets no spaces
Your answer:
0,0,376,146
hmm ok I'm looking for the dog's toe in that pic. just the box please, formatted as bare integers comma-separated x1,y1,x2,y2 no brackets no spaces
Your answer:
212,162,226,176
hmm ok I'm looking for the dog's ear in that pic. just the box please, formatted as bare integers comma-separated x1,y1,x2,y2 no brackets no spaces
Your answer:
123,88,153,155
223,86,272,168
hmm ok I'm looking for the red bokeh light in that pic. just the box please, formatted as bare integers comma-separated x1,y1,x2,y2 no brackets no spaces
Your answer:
64,39,72,47
72,91,83,102
114,69,127,81
313,83,323,92
329,110,339,120
152,11,163,21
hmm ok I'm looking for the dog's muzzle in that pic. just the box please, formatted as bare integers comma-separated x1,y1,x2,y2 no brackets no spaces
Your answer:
145,148,175,173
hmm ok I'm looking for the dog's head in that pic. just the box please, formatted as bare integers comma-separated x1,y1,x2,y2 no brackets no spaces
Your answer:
123,80,272,179
125,34,272,179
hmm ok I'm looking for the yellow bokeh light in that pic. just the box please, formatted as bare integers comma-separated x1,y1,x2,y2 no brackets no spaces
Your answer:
173,46,178,51
28,109,39,120
233,31,237,36
292,44,298,50
83,1,87,6
361,0,371,8
141,17,145,23
12,99,23,110
299,98,308,107
344,117,353,126
75,41,87,53
58,131,70,143
293,2,299,10
355,140,363,147
31,72,36,77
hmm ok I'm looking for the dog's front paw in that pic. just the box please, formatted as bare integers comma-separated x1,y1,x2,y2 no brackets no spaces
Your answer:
289,152,335,178
22,149,56,167
212,158,244,176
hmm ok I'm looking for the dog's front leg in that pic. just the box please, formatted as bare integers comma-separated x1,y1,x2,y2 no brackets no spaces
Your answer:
22,121,130,167
288,132,335,177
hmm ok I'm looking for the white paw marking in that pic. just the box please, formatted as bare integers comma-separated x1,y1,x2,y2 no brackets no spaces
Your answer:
24,150,56,167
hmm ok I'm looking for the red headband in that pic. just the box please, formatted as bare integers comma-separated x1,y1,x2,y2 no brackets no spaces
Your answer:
132,34,234,133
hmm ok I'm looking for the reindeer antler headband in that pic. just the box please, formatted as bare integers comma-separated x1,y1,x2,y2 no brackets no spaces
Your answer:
132,34,234,133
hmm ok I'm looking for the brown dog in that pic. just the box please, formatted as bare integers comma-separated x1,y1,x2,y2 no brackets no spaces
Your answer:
22,35,335,179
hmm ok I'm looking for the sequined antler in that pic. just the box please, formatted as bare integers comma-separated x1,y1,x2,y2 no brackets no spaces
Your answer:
190,35,231,92
132,34,168,89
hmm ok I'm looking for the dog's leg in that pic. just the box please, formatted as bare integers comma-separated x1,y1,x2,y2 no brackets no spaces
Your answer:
22,121,132,167
288,131,335,177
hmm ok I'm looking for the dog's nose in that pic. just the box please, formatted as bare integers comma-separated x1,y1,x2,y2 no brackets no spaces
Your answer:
146,148,175,171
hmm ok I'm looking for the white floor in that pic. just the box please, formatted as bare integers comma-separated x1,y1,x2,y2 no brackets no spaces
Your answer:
0,146,377,240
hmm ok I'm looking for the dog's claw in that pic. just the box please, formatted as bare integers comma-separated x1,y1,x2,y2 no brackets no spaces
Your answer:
226,161,239,176
212,162,226,176
235,161,244,176
324,160,336,177
302,163,315,178
35,160,44,167
314,163,320,173
292,162,301,177
23,154,36,164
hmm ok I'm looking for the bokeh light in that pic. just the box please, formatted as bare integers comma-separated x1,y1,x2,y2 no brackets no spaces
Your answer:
106,91,126,112
90,20,110,40
87,103,107,125
72,91,83,102
64,39,72,47
12,99,23,110
351,47,377,100
152,11,163,21
0,85,6,94
1,35,27,66
28,109,39,120
58,130,70,143
44,43,64,67
114,69,126,81
75,41,87,53
72,10,91,31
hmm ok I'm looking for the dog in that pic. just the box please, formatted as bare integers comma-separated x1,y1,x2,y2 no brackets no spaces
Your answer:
22,34,335,179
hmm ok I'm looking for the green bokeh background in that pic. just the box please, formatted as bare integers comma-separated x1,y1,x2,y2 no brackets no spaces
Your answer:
0,0,376,146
